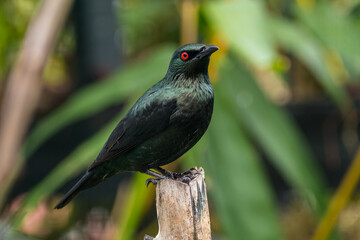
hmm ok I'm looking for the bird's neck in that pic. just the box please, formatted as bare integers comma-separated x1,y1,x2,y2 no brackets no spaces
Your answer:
165,72,211,89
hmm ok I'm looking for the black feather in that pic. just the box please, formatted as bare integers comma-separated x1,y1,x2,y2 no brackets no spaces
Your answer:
54,171,93,209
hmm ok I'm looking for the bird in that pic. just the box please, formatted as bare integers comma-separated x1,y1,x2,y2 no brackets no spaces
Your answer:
54,43,218,209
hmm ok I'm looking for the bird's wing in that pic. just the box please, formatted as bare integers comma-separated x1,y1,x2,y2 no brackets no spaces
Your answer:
88,93,177,170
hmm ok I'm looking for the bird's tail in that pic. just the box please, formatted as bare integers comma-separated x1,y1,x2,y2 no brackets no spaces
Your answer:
54,171,93,209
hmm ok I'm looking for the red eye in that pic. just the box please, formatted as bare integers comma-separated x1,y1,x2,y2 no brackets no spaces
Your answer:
181,52,189,60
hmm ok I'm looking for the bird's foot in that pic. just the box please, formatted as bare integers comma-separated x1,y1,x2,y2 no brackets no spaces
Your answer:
145,167,200,185
154,167,176,179
177,175,192,184
145,178,160,187
174,168,200,183
143,169,167,187
177,167,199,177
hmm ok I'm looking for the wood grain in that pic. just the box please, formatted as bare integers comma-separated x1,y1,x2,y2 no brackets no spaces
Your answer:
145,168,211,240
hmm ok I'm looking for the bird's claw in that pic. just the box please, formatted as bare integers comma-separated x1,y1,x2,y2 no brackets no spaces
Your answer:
181,167,199,176
178,175,192,184
145,168,200,186
155,167,175,180
174,168,200,180
145,178,160,187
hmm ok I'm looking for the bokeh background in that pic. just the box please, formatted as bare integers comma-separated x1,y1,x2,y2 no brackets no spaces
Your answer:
0,0,360,239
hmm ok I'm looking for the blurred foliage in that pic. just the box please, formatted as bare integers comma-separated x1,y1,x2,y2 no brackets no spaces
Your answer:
0,0,74,87
117,0,179,56
115,173,154,240
205,1,276,67
1,0,360,239
215,55,327,212
23,45,174,157
205,88,284,240
0,0,38,82
296,2,360,77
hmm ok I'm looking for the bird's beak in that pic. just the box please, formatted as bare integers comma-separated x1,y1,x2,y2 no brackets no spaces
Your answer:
197,45,219,59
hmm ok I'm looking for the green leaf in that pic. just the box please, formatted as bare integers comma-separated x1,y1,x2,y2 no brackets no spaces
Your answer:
13,90,141,223
24,44,175,157
116,173,154,240
203,0,276,67
218,55,328,214
14,112,125,227
0,227,36,240
296,2,360,77
204,93,284,240
270,17,350,106
0,11,10,77
14,106,155,239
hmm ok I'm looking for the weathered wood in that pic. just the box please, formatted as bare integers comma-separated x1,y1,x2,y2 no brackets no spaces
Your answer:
145,168,211,240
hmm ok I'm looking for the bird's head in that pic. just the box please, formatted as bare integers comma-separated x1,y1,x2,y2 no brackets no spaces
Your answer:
166,43,219,78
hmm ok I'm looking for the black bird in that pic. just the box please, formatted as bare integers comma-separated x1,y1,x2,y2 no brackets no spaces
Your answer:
54,43,218,209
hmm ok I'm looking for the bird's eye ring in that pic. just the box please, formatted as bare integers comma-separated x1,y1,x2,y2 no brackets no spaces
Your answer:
181,52,189,60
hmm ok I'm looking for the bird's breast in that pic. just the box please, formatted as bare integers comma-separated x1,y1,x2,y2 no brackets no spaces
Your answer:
172,85,213,130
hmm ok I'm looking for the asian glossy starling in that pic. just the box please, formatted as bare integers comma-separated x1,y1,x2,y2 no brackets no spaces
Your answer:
54,43,218,209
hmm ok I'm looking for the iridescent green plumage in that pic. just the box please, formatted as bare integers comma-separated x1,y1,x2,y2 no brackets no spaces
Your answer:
54,44,218,209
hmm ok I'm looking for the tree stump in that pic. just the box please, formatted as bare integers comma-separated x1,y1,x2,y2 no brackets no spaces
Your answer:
144,167,211,240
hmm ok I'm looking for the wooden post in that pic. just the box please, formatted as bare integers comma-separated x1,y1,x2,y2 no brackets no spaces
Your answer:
144,168,211,240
